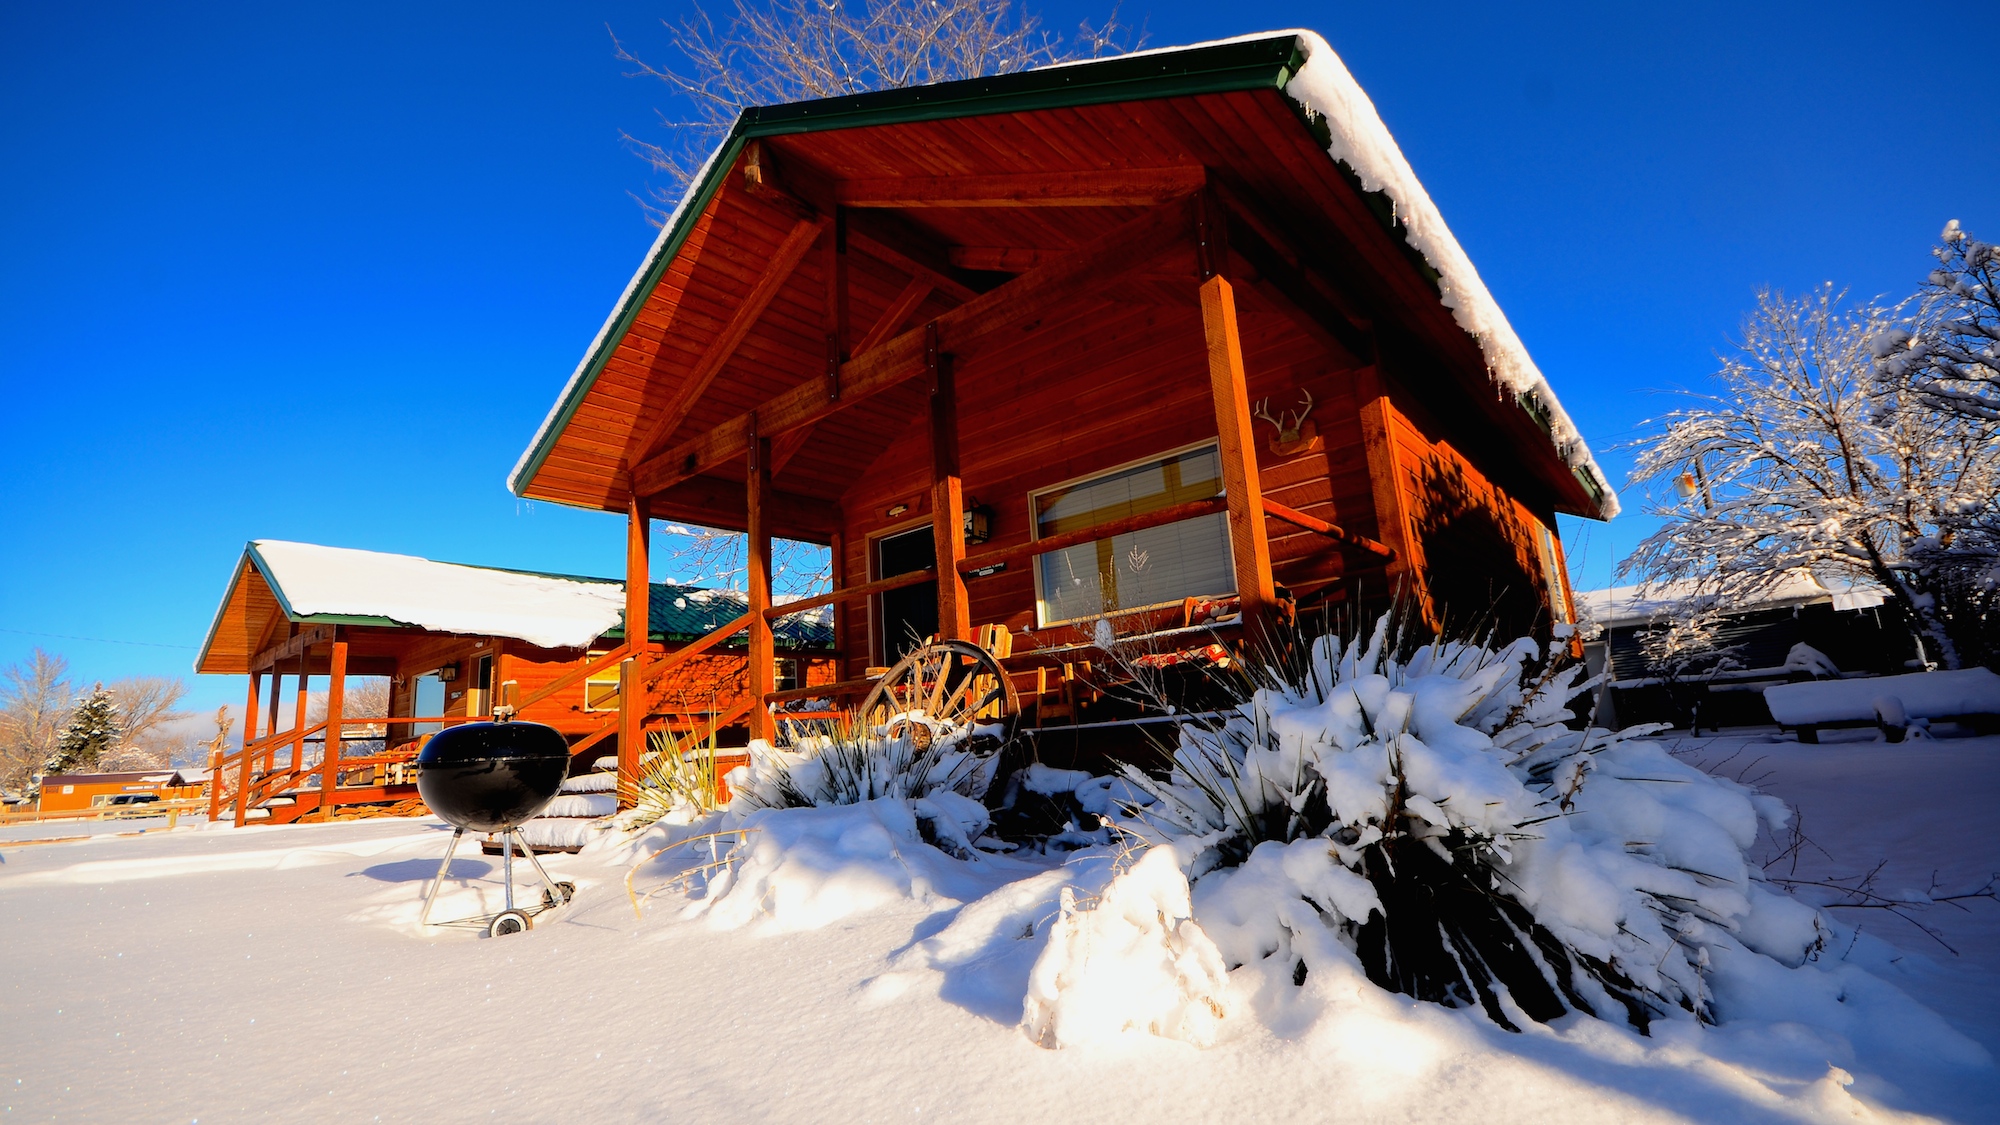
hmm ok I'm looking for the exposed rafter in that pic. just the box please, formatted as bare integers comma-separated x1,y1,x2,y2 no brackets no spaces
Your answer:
835,167,1205,208
623,214,827,471
631,195,1198,500
772,277,938,479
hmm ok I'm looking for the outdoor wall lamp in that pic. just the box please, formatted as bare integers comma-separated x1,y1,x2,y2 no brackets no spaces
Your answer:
963,503,993,544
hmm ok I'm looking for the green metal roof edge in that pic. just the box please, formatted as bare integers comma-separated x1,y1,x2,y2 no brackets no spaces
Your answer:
507,35,1307,500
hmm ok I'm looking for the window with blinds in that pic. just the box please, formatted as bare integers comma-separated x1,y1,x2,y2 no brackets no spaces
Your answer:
1031,443,1235,626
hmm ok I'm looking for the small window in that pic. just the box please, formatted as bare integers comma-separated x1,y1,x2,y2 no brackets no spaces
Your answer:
776,658,801,694
412,673,449,735
1031,443,1235,626
584,651,620,712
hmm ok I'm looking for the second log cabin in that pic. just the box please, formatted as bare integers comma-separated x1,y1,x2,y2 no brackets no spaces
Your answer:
194,540,833,823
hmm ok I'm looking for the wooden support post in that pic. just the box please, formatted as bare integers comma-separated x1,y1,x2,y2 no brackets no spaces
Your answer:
1199,275,1276,631
232,741,252,828
619,493,652,807
824,206,849,398
626,493,651,652
746,427,777,744
1352,366,1430,629
927,323,970,641
617,656,641,809
262,666,282,772
291,653,311,773
828,529,847,668
215,677,257,824
319,636,347,819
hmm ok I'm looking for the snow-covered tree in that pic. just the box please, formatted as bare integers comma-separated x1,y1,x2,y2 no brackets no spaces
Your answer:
1871,222,2000,665
619,0,1136,192
1624,285,2000,669
43,684,121,776
1878,221,2000,421
0,649,74,790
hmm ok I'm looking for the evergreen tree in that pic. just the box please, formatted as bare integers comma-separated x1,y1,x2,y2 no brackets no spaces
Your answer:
44,684,120,776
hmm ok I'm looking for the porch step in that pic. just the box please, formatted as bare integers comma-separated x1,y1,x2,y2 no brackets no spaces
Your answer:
484,761,618,855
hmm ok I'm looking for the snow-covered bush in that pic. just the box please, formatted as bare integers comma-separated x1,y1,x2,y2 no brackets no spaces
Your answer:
1108,617,1822,1034
725,717,1005,857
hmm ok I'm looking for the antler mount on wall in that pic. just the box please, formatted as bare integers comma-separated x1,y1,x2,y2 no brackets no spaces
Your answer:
1253,390,1322,457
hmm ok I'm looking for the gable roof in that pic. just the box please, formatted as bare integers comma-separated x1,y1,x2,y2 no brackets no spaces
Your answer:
508,30,1616,519
196,541,832,675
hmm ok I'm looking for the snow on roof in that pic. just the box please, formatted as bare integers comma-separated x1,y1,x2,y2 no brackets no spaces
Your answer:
250,540,627,651
1578,572,1886,628
1277,31,1613,515
508,31,1618,517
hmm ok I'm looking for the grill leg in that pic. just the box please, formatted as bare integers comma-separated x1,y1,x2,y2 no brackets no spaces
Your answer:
418,827,465,927
508,829,569,906
501,830,516,912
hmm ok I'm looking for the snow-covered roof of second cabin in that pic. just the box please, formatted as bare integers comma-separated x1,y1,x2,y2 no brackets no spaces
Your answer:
195,540,832,675
507,30,1616,524
1577,572,1887,629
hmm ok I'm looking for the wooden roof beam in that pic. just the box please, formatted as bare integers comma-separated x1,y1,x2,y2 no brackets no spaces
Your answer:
835,167,1207,208
743,139,985,303
1209,183,1376,365
771,276,933,480
646,474,841,541
846,220,984,304
250,623,334,674
631,194,1198,498
624,213,828,472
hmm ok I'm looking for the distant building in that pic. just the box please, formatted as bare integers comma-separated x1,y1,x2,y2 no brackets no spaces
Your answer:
37,770,204,813
1577,574,1915,729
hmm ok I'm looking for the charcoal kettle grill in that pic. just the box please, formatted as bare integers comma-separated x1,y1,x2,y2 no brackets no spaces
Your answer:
415,717,575,936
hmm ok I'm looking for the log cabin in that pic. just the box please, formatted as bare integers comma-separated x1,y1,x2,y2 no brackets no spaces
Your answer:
506,31,1617,760
194,540,832,824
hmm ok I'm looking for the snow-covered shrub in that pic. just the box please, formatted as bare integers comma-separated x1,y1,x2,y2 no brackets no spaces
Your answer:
1112,616,1821,1034
726,717,1003,857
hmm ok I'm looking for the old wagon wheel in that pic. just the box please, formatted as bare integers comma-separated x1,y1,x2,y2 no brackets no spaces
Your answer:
860,639,1018,751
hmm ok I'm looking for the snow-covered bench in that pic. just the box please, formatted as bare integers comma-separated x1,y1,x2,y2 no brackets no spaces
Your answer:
1763,668,2000,743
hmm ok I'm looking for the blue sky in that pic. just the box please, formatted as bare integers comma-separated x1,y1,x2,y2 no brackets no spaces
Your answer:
2,0,1994,719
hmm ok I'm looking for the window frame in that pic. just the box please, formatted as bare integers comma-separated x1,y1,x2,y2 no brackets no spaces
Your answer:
1027,439,1237,628
582,650,620,713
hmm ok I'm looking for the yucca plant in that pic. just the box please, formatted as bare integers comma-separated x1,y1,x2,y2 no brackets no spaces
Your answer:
1114,613,1816,1034
622,725,724,831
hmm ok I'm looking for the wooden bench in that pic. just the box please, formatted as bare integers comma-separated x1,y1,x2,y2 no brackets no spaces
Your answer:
1763,668,2000,743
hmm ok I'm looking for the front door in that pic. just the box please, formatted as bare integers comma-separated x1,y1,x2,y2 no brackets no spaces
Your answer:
876,526,937,665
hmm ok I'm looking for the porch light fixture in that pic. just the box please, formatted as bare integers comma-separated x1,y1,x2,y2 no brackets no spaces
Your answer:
435,663,458,682
963,503,993,544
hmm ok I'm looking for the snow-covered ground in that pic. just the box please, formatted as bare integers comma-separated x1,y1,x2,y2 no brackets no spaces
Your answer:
2,731,1995,1124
